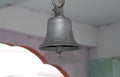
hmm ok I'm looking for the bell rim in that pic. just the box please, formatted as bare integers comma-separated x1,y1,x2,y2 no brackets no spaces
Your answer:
39,44,80,51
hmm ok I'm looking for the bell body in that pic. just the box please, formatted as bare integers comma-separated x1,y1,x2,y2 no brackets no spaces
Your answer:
40,16,79,51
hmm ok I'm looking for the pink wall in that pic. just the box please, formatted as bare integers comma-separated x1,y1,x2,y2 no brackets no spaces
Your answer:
0,28,89,77
0,28,45,55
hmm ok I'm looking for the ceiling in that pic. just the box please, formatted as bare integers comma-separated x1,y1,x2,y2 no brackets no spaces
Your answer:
1,0,120,26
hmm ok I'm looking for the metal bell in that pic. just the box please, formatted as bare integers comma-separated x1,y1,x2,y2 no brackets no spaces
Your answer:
39,0,79,54
39,16,79,51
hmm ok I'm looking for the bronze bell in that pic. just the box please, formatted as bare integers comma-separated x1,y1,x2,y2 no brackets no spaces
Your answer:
39,0,79,54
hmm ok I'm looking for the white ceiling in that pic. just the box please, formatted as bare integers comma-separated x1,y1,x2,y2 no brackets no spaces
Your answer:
1,0,120,26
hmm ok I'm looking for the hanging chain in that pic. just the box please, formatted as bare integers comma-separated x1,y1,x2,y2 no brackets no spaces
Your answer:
51,0,65,16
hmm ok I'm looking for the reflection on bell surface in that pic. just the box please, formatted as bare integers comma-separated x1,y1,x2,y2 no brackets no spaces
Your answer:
39,16,79,51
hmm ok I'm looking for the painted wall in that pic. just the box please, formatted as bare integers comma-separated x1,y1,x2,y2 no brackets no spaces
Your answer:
90,23,120,59
0,6,96,77
0,29,89,77
0,6,97,47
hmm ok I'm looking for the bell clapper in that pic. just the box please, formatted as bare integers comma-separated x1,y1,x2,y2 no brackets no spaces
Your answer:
56,47,63,57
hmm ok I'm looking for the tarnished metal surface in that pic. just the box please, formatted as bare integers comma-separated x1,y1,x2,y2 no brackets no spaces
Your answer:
39,0,79,52
40,16,79,51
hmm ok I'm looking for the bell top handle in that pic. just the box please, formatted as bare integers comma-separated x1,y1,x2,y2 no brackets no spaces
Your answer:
51,0,65,9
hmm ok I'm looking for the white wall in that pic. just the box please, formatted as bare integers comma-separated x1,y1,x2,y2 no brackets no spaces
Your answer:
90,24,120,59
72,21,97,47
0,6,97,47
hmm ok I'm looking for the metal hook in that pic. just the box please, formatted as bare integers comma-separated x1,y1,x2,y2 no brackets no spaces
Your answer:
51,0,65,8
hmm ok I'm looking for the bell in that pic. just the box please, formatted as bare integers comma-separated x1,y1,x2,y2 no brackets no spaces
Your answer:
39,0,79,55
39,16,79,51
